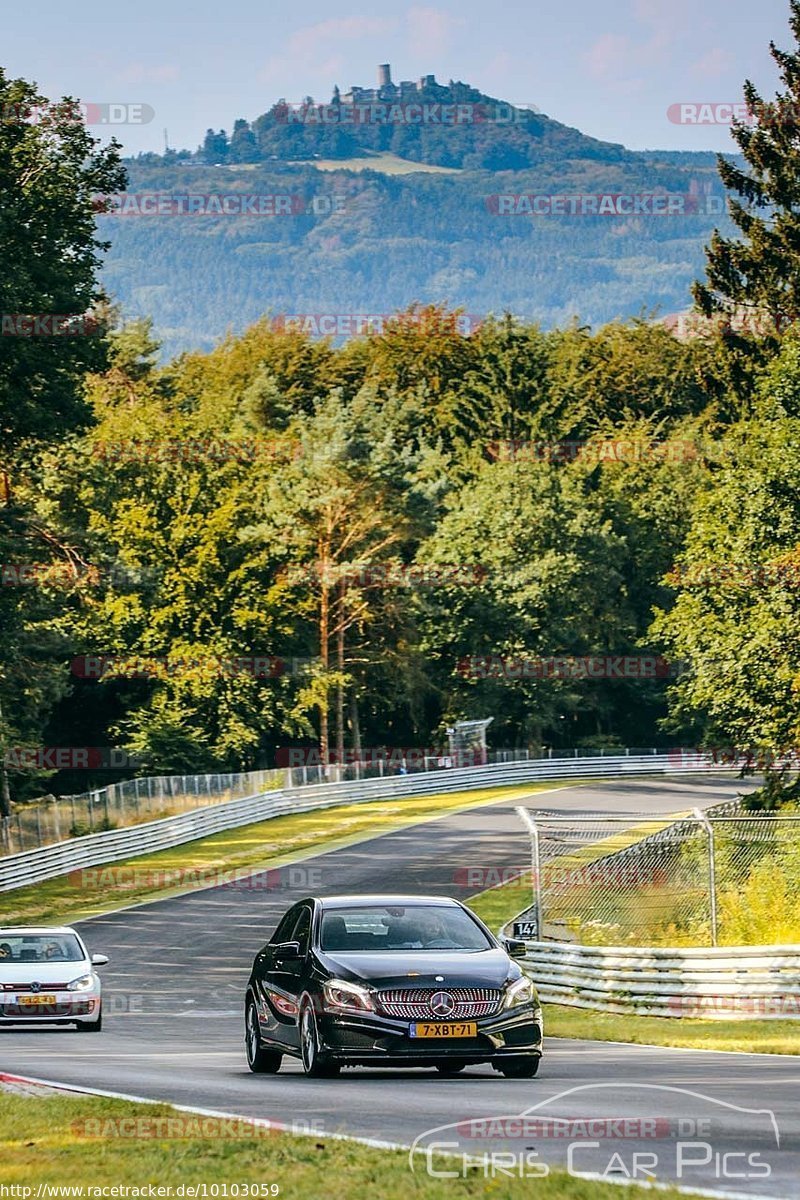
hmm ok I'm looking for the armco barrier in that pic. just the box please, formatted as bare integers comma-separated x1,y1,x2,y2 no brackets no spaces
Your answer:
514,940,800,1019
0,752,735,894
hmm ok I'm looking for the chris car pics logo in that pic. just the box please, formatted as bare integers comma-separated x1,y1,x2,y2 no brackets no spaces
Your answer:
409,1084,779,1184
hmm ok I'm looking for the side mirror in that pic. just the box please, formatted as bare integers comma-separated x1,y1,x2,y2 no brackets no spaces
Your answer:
91,954,109,966
504,938,528,960
274,941,302,962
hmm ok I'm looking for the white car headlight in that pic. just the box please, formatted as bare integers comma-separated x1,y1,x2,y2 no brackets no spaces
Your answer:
504,976,535,1008
67,973,96,992
322,979,375,1013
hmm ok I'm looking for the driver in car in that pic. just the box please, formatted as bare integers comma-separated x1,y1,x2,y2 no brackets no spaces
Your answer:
416,910,452,947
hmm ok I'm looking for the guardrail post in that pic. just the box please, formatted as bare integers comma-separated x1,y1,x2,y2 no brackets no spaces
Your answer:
694,807,718,947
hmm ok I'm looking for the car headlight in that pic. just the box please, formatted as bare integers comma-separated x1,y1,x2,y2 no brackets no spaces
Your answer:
503,976,535,1008
322,979,375,1013
67,973,96,992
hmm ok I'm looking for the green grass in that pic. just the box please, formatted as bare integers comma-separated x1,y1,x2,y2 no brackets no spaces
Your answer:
0,1090,705,1198
1,781,583,927
302,151,461,174
545,1004,800,1055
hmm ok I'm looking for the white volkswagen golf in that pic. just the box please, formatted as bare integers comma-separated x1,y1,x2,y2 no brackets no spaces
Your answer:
0,926,108,1031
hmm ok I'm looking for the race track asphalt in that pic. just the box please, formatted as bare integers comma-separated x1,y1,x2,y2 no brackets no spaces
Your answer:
3,774,797,1198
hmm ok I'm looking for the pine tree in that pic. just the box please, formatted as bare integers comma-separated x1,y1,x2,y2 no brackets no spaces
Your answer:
693,1,800,330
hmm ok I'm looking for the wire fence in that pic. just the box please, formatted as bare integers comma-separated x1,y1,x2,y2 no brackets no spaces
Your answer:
0,744,713,858
512,804,800,947
0,769,285,856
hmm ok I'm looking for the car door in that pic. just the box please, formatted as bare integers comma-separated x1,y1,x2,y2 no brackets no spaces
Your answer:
259,903,312,1054
254,905,302,1051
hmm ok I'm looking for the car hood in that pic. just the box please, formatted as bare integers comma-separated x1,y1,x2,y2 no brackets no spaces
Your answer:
0,962,90,985
319,948,516,989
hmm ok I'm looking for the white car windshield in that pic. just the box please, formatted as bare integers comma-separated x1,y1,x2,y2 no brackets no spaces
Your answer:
319,905,492,952
0,934,84,963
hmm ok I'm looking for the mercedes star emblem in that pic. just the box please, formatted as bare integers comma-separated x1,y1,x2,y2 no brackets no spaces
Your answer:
429,990,456,1017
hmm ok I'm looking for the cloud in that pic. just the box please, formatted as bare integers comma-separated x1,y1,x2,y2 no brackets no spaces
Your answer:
692,46,734,79
259,16,398,86
584,33,633,81
406,7,462,58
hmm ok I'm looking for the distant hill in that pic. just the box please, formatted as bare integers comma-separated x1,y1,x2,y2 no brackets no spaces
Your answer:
108,68,738,358
140,64,636,173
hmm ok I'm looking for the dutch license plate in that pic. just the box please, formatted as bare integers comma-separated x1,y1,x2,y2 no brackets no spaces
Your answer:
20,995,57,1006
410,1022,477,1038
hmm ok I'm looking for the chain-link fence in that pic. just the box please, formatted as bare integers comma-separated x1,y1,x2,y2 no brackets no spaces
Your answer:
513,804,800,947
284,746,666,785
0,769,286,856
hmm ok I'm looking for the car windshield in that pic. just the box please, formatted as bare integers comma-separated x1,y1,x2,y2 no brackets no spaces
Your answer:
319,905,493,952
0,934,85,964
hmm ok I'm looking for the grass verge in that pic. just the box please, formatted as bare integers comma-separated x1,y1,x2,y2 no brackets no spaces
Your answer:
1,781,582,927
545,1004,800,1055
0,1089,703,1198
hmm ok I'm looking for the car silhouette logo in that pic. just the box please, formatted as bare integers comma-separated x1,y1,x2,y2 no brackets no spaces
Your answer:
429,991,456,1017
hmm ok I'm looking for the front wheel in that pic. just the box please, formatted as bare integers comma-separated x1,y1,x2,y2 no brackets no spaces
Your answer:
435,1062,467,1075
498,1056,540,1079
245,1000,282,1073
300,1002,340,1077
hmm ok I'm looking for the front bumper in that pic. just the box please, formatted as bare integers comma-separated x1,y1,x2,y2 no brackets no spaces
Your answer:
317,1003,542,1066
0,992,100,1025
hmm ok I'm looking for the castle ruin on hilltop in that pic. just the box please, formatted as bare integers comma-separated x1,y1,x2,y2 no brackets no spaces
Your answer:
341,65,448,107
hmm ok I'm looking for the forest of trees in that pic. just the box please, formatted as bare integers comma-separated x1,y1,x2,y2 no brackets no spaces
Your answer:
5,5,800,807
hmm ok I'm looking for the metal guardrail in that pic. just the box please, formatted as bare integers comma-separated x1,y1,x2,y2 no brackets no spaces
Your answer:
0,769,286,855
515,941,800,1019
0,752,736,894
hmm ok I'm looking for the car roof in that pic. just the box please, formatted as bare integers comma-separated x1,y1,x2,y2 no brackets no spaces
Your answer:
0,926,80,936
316,895,461,909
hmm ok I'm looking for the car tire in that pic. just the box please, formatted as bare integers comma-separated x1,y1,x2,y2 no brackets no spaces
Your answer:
435,1063,467,1075
498,1056,540,1078
299,1001,340,1077
245,1000,282,1074
75,1006,102,1032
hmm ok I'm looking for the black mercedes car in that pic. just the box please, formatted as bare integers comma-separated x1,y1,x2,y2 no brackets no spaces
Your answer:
244,894,542,1077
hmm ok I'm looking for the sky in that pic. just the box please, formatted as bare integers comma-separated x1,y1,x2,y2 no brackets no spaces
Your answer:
1,0,793,157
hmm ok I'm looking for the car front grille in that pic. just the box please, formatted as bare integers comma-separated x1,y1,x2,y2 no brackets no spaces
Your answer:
376,987,502,1020
3,983,70,992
